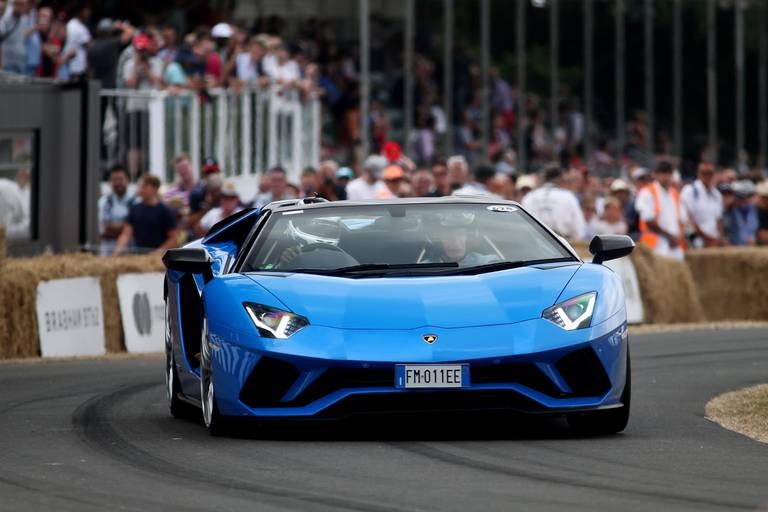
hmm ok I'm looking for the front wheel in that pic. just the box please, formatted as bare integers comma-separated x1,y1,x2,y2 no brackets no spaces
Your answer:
567,351,631,435
166,301,195,419
200,317,233,436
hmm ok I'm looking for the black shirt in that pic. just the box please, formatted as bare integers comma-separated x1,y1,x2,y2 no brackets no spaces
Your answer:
758,207,768,230
127,201,176,250
88,36,125,88
189,183,207,213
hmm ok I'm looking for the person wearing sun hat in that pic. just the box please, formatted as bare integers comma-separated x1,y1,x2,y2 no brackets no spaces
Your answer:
197,181,242,236
379,165,405,198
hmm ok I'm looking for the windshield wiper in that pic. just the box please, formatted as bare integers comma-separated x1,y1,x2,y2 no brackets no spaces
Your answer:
435,258,575,276
269,262,459,276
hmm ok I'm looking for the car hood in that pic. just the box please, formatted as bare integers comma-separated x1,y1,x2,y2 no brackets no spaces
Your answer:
244,263,581,330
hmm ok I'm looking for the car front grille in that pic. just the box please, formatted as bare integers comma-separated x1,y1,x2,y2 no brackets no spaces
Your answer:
318,389,545,418
238,346,611,410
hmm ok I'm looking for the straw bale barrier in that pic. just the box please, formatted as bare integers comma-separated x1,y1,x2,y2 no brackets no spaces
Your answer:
0,253,163,359
0,236,764,360
686,248,768,321
629,244,706,324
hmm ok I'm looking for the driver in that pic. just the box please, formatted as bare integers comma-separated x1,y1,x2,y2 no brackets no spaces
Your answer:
275,218,347,268
428,212,501,267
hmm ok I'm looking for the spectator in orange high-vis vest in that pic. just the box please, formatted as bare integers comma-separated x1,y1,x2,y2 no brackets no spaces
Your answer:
635,161,688,261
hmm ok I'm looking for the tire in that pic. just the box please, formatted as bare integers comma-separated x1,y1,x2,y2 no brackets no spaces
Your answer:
167,352,197,419
567,350,631,435
166,301,196,419
199,316,234,436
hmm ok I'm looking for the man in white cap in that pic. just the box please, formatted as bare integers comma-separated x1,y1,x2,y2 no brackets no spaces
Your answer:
346,155,389,200
515,174,537,201
211,22,233,40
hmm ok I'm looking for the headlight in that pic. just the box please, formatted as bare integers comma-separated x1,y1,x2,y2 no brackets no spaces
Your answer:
542,292,596,330
243,303,309,339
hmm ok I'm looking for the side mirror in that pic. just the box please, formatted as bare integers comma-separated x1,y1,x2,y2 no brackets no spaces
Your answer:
589,234,635,265
162,248,214,283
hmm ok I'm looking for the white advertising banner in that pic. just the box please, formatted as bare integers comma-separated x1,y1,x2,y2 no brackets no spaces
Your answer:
605,257,645,324
116,272,165,353
36,277,106,357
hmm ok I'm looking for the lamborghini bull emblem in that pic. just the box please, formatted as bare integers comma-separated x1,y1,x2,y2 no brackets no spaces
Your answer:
422,334,438,344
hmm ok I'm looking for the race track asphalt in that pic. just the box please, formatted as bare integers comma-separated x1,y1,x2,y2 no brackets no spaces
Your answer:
1,328,767,512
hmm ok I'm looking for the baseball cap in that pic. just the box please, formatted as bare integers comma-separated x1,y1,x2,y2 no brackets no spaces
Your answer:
97,18,114,33
336,167,354,180
717,183,734,194
133,33,151,51
211,23,233,39
220,181,239,198
610,178,630,192
383,165,405,181
202,157,220,175
733,180,756,198
631,167,650,181
382,141,402,163
516,174,537,190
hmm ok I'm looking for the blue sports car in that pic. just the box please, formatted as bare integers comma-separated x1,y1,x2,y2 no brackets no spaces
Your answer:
163,197,634,435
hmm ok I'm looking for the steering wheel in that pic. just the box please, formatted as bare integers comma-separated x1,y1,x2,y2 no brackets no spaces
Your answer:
299,243,346,254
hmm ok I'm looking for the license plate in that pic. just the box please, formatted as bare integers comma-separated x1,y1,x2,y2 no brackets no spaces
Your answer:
395,364,469,389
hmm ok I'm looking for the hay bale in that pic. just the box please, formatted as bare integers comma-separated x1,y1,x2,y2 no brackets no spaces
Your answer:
0,253,164,359
630,244,705,324
686,248,768,321
0,226,6,265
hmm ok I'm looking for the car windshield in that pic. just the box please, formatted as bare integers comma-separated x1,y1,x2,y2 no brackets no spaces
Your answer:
242,203,576,276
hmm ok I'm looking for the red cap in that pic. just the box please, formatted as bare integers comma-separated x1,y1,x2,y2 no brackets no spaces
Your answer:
133,33,151,51
202,157,220,175
383,141,401,163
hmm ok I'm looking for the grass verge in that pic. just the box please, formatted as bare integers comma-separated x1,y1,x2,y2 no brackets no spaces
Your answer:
706,384,768,445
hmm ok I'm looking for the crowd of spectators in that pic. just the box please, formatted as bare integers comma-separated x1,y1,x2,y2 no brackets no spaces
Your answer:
97,147,768,259
0,1,324,92
1,0,605,170
3,1,768,257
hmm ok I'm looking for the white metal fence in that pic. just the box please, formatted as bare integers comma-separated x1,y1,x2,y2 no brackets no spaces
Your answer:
99,87,321,188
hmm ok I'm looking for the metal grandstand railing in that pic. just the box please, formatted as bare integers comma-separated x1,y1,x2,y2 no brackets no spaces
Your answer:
99,86,321,187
